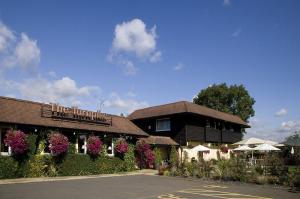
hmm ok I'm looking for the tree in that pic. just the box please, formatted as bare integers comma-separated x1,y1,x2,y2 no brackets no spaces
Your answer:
193,83,255,122
284,131,300,146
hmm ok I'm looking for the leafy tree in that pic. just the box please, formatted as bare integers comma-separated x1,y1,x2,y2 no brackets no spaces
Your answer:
284,131,300,146
193,83,255,122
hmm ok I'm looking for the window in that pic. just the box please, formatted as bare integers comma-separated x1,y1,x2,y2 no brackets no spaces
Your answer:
103,136,114,156
77,135,87,154
156,118,171,131
0,128,11,155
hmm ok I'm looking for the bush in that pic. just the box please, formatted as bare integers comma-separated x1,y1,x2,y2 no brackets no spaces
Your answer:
267,176,280,184
135,140,155,169
255,175,268,184
154,147,162,169
288,167,300,190
169,146,178,168
28,134,38,156
26,155,47,177
124,144,136,171
0,156,18,179
58,154,97,176
58,154,127,176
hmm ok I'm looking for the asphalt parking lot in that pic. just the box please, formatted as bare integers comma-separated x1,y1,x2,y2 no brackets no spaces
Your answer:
0,175,299,199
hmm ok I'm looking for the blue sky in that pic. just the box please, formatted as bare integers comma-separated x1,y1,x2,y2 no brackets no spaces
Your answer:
0,0,299,141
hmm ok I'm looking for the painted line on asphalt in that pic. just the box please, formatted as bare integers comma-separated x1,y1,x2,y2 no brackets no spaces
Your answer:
177,188,272,199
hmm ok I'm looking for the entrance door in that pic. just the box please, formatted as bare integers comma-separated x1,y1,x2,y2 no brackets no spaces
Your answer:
78,135,87,154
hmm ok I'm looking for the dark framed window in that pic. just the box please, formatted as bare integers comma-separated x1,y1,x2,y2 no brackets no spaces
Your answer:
156,118,171,131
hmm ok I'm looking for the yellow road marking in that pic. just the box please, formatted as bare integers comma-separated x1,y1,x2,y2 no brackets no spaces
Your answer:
204,185,228,189
178,188,272,199
157,194,187,199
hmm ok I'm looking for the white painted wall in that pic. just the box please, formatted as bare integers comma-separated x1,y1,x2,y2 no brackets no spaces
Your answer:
179,147,232,162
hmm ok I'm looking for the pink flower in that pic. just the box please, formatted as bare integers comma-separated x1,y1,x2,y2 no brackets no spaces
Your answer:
135,140,155,168
115,138,128,154
48,133,69,155
87,136,103,156
4,129,28,155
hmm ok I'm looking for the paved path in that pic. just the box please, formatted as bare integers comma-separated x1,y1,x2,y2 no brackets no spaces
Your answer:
0,175,299,199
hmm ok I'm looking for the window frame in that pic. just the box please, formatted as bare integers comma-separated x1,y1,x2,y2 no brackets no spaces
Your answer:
156,118,171,132
0,128,11,156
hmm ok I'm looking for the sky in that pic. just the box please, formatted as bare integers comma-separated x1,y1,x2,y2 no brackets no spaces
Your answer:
0,0,299,142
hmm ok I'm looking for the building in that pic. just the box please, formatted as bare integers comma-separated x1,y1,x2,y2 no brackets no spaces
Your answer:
128,101,250,161
0,96,148,156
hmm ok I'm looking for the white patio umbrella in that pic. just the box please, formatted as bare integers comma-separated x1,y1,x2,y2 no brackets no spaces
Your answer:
233,145,253,151
191,144,210,152
253,143,280,151
233,137,266,145
264,140,284,147
291,147,295,155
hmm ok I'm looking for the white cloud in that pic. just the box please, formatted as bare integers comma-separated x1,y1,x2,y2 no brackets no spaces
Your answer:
246,118,300,142
0,22,40,72
149,51,162,63
122,60,138,76
112,18,157,57
13,33,40,70
48,71,57,78
275,108,288,117
104,92,148,114
127,91,136,97
173,62,184,71
0,75,100,107
231,28,242,37
109,18,161,75
223,0,231,6
0,21,15,53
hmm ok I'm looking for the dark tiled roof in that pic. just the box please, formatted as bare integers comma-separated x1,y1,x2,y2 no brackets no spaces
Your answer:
0,96,148,136
140,136,179,145
128,101,249,127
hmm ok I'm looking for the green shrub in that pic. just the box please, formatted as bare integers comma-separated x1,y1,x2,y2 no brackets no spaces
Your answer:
267,176,279,184
154,147,162,168
68,143,76,154
58,155,97,176
26,155,47,177
288,167,300,189
255,175,268,184
28,134,38,156
0,156,18,179
169,146,178,168
124,144,136,171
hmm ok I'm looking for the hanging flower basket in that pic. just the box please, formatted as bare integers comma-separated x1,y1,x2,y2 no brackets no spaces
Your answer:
48,133,69,156
220,145,229,154
87,136,103,156
4,129,28,155
115,138,129,154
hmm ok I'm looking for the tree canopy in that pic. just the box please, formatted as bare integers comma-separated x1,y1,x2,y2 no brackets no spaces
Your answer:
284,131,300,146
193,83,255,122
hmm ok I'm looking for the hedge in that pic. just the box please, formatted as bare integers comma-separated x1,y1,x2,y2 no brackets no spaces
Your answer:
0,154,135,179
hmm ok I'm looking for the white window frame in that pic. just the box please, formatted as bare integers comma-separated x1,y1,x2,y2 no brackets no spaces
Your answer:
0,128,11,156
107,138,114,157
77,134,87,154
156,118,171,132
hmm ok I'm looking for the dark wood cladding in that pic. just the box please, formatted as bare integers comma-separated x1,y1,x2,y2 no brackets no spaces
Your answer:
185,125,205,141
222,130,242,143
131,112,244,145
205,127,221,142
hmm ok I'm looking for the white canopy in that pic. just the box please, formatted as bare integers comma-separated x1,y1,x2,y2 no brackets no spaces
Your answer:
233,145,253,151
191,144,210,152
253,143,280,151
233,137,266,145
